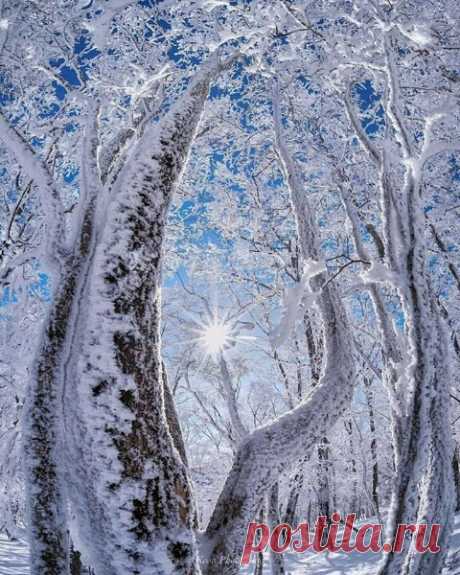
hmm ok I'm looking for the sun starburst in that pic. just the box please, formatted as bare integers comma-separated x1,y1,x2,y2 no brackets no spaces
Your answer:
199,320,231,355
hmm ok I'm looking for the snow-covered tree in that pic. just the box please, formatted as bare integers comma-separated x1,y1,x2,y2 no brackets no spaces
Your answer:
0,2,459,575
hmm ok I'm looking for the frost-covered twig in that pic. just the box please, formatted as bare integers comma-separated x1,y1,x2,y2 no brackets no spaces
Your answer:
0,112,65,276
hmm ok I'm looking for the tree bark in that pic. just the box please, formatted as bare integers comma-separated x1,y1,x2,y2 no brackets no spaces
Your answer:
364,377,380,514
268,483,285,575
65,54,231,575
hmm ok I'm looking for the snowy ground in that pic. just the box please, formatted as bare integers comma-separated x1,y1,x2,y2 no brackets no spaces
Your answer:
0,533,29,575
2,516,460,575
241,514,460,575
242,547,381,575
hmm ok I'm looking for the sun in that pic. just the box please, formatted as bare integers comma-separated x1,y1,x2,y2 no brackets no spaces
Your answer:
200,321,231,355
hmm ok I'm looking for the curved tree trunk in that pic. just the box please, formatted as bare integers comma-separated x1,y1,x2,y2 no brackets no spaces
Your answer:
379,291,454,575
339,30,456,573
64,54,232,575
376,31,455,571
6,51,235,575
22,125,101,575
202,82,356,575
202,288,354,575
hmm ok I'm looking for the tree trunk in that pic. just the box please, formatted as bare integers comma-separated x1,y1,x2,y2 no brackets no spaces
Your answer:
453,444,460,513
253,505,266,575
364,377,380,515
343,420,358,515
202,283,355,575
268,483,285,575
64,55,230,575
23,177,99,575
316,438,331,525
282,470,303,526
162,362,189,467
70,541,82,575
378,218,455,574
0,108,98,575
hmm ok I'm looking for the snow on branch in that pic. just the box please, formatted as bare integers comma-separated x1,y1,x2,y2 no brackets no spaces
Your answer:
0,112,65,280
270,258,325,349
0,114,62,220
359,261,400,287
343,87,381,167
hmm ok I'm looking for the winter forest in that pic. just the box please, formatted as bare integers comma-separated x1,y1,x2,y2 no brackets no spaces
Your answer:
0,0,459,574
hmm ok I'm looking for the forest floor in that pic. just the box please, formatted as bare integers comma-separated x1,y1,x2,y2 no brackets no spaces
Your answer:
2,515,460,574
0,533,29,575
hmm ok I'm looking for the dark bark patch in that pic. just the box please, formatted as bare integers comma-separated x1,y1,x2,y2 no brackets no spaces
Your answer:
131,497,152,541
113,330,137,374
119,389,136,411
92,380,109,397
114,295,132,315
168,541,191,564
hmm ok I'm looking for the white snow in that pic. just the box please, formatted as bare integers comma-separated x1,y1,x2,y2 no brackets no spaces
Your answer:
359,262,399,287
241,546,382,575
4,513,460,574
240,514,460,574
0,533,29,575
398,25,432,47
270,259,324,348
